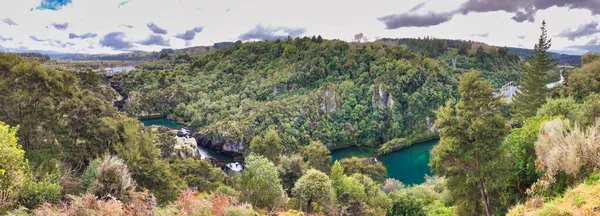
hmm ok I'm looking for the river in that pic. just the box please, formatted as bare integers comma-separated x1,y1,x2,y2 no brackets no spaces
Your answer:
140,117,233,162
140,118,436,184
331,140,438,185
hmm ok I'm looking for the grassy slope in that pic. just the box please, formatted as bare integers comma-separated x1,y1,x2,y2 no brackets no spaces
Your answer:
508,174,600,215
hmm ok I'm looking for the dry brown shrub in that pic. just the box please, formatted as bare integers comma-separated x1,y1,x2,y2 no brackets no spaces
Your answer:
91,155,136,202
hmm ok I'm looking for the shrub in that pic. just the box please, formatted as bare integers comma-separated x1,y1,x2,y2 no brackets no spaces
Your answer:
0,122,26,212
80,158,101,193
91,155,136,202
383,178,405,194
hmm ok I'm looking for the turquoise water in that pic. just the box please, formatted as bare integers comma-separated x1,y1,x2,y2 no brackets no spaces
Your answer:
331,147,376,163
330,140,438,185
140,118,182,129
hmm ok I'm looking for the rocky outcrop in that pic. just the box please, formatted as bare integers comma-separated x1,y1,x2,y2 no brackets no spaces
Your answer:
193,132,245,157
174,136,200,159
372,84,394,109
319,88,339,113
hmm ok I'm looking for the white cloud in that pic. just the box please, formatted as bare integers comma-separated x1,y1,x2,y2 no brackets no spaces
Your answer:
0,0,597,54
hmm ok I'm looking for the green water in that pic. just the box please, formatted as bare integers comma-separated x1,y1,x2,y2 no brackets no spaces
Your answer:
330,140,438,185
140,118,182,129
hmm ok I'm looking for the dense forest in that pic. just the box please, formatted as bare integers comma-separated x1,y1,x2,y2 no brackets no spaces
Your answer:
3,20,600,215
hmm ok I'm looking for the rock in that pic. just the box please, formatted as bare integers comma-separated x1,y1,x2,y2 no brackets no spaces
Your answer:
372,84,394,109
174,136,199,159
319,89,338,113
192,132,245,157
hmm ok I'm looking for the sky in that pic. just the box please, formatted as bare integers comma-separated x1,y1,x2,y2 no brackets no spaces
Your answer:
0,0,599,54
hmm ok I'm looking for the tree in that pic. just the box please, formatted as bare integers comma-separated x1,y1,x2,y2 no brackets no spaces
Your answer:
238,154,284,209
513,20,557,120
277,154,307,194
388,193,426,216
430,71,508,216
301,141,332,173
250,129,284,163
293,169,335,212
340,157,387,183
170,158,225,193
0,122,26,212
569,58,600,100
113,118,182,204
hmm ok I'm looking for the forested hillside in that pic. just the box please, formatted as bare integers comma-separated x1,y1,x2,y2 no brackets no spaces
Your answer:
116,37,524,155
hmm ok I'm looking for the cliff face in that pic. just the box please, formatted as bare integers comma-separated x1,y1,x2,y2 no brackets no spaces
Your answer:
193,132,245,157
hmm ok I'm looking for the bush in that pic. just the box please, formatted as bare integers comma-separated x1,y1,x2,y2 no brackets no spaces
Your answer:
0,122,26,212
80,158,101,193
18,174,61,209
91,155,136,202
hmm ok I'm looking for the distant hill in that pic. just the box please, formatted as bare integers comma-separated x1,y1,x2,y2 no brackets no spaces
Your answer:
507,47,581,66
376,38,581,66
50,42,237,61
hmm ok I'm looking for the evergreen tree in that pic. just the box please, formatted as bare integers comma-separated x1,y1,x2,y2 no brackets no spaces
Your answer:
430,71,508,216
513,20,557,120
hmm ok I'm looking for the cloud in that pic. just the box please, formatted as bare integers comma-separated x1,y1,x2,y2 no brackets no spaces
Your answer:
557,21,600,41
50,22,69,31
99,32,134,50
589,38,599,45
29,36,46,42
2,18,17,26
69,33,98,39
138,34,171,46
27,36,75,48
409,2,427,12
0,36,13,42
569,44,600,53
119,24,134,28
118,0,133,8
378,12,454,29
147,23,167,34
238,24,306,41
32,0,72,11
471,32,489,37
175,26,204,40
518,35,527,39
378,0,600,29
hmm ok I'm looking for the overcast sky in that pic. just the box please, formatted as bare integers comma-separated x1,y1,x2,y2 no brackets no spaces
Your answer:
0,0,599,54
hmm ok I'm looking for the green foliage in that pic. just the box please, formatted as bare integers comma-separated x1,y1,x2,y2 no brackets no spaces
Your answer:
293,169,335,212
536,97,578,120
113,117,182,204
339,157,387,183
581,52,600,65
301,141,331,173
513,21,557,120
117,38,460,153
250,129,284,163
387,193,426,216
237,154,284,209
170,158,225,193
431,71,508,215
569,57,600,100
79,158,101,194
0,122,25,211
277,154,307,193
502,115,558,207
18,174,61,209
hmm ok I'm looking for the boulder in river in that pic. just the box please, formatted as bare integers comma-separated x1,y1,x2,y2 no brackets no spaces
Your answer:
174,136,200,159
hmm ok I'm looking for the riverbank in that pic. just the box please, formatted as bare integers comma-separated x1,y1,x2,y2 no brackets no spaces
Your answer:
375,132,439,157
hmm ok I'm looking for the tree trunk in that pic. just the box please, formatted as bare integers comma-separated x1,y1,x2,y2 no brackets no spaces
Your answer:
479,180,491,216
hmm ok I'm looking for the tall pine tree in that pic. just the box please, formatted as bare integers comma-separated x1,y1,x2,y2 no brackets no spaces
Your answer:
430,71,508,216
513,20,557,120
